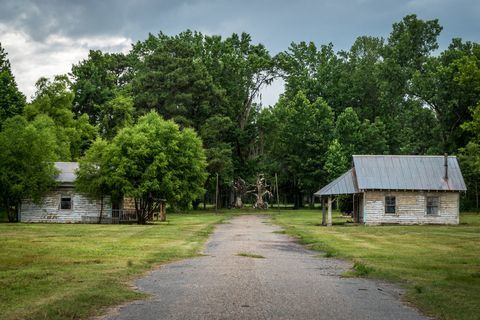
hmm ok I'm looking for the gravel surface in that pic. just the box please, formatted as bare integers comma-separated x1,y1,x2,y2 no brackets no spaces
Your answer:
105,215,428,320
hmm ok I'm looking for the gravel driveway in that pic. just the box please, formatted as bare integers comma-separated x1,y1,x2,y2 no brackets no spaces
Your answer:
105,215,428,320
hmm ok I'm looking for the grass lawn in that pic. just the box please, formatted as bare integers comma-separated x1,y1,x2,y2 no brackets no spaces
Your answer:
0,213,225,320
273,209,480,320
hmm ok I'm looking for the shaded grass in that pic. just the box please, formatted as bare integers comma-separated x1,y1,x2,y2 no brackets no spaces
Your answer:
273,209,480,320
0,213,225,320
236,252,265,259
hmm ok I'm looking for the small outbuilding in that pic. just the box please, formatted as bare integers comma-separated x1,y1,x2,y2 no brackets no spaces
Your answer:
314,155,467,225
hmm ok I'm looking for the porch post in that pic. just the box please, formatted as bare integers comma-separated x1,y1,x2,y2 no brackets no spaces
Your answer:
322,196,326,226
327,196,332,226
352,194,357,222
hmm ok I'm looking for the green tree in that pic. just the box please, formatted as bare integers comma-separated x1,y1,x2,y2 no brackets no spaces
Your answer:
459,103,480,209
335,107,362,157
0,43,26,128
200,115,235,206
70,50,131,124
0,115,58,222
324,139,349,181
25,75,97,160
132,31,225,131
339,36,384,120
75,139,112,222
270,91,334,208
412,39,480,152
98,92,134,140
81,111,207,223
358,117,389,155
131,31,277,204
278,42,344,113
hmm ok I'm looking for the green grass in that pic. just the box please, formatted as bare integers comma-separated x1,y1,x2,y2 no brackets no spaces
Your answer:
0,213,225,320
273,209,480,320
237,252,265,259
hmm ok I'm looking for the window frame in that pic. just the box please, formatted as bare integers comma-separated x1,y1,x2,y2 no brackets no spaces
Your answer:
426,196,439,215
60,195,72,210
384,196,396,214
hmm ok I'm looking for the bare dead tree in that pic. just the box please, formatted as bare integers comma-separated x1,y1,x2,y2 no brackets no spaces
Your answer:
233,178,249,208
249,174,273,210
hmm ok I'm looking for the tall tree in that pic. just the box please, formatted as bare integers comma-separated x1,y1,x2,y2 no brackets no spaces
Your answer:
70,50,131,124
0,43,26,128
459,103,480,209
25,75,97,160
381,14,443,152
75,138,113,223
78,112,207,223
269,91,334,208
0,115,58,222
412,39,480,152
278,42,344,113
324,139,349,181
133,31,225,131
98,91,134,140
339,36,384,120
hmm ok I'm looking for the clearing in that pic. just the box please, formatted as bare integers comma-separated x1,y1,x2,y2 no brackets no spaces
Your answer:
273,210,480,320
105,215,425,320
0,213,224,320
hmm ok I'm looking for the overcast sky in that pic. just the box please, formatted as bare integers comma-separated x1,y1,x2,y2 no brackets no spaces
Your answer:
1,0,479,104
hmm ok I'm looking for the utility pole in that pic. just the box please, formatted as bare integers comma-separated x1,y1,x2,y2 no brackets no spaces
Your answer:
275,173,280,209
215,173,219,213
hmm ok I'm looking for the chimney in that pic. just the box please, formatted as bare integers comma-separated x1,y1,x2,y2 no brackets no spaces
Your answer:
444,153,448,180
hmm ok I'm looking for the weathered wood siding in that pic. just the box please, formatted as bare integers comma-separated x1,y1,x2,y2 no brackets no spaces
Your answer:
363,191,459,225
20,188,112,223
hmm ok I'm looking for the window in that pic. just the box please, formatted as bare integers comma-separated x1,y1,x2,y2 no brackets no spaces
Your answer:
426,196,439,215
385,196,396,214
60,196,72,210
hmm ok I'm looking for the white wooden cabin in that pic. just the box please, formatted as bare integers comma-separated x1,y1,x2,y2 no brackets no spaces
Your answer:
19,162,112,223
314,155,467,225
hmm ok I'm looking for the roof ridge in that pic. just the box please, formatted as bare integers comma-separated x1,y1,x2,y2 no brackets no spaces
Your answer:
352,155,457,158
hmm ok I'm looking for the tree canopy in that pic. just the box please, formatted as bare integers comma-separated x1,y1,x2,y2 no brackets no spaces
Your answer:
1,14,480,215
0,115,58,221
0,42,25,129
76,112,207,223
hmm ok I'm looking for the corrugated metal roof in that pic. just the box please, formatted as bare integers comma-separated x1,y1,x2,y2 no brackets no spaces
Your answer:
314,155,467,196
353,155,466,191
54,162,79,183
314,168,359,196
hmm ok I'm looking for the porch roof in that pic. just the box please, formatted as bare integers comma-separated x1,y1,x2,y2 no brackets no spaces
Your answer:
314,168,359,196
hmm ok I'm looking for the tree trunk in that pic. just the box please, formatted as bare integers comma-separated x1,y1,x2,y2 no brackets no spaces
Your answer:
159,202,166,222
234,195,243,208
98,196,104,224
6,199,18,223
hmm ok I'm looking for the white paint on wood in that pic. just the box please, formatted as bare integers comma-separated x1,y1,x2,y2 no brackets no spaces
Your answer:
20,188,112,223
322,197,326,226
362,191,459,225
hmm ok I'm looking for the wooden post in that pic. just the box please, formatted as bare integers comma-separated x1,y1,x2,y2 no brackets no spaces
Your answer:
275,173,280,209
352,194,356,222
159,202,166,222
215,173,219,213
327,196,332,227
322,197,326,226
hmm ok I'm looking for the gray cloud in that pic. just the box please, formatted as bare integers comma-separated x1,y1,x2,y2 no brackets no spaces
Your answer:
1,0,479,101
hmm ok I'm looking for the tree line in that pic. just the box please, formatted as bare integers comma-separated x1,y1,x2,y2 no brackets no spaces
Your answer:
1,14,479,221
